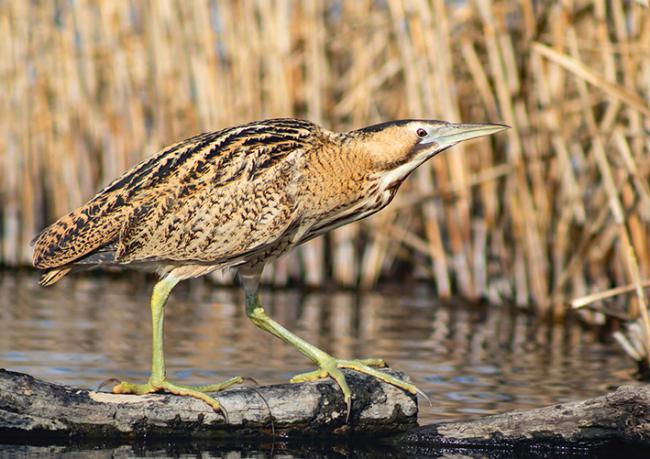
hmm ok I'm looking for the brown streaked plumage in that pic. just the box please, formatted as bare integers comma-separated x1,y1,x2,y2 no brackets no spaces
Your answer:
34,119,319,278
33,117,508,418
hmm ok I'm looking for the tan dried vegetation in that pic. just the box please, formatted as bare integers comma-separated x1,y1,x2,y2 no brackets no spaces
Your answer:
2,1,650,360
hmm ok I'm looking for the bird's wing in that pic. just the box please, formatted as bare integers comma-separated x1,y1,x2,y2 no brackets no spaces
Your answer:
32,119,317,269
114,138,308,264
31,133,205,269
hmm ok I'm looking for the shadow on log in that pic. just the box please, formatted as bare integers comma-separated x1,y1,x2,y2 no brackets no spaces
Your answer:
0,368,416,442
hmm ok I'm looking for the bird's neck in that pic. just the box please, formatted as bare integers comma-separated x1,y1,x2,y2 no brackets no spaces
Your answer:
297,135,374,215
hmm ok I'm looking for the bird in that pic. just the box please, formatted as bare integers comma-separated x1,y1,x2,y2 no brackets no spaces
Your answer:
32,118,507,417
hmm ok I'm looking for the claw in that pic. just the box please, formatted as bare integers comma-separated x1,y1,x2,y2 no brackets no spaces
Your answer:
415,386,432,407
345,394,352,423
97,378,121,392
241,376,259,387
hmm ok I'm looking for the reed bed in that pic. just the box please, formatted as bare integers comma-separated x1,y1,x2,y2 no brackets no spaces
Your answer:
1,0,650,326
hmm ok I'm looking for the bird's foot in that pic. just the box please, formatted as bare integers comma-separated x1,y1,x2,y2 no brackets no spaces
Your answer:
111,376,243,414
290,357,422,420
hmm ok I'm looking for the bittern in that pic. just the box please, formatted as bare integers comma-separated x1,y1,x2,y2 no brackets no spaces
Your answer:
32,118,507,416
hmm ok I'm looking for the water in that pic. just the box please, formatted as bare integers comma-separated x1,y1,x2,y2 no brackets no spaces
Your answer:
0,271,637,457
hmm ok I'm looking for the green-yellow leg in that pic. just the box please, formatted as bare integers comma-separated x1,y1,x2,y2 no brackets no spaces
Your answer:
111,275,243,412
241,276,420,419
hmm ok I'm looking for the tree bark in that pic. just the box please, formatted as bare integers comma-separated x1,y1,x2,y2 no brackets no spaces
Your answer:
1,368,649,450
397,384,650,448
0,369,416,441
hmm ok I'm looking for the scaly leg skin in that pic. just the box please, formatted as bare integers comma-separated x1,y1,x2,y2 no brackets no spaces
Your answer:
240,269,421,421
111,275,243,414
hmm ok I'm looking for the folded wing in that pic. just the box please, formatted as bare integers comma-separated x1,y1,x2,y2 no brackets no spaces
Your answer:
32,119,316,273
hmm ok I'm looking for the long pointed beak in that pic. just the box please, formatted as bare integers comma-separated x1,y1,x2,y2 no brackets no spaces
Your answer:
426,123,510,146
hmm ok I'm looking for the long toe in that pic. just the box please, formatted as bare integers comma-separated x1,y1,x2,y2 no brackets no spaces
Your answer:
175,376,244,393
111,381,161,395
338,359,419,395
353,358,386,367
291,365,353,418
111,377,243,418
160,380,224,412
289,357,419,422
290,368,329,383
338,359,431,405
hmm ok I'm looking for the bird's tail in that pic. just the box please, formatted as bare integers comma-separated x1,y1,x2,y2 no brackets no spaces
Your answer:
40,267,72,286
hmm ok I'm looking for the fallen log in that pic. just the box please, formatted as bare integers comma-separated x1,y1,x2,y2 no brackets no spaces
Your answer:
0,368,417,442
1,368,650,452
397,383,650,449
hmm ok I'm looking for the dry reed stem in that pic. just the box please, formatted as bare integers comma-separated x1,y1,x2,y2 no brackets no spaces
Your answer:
1,0,649,323
560,23,650,360
572,280,650,309
532,43,650,117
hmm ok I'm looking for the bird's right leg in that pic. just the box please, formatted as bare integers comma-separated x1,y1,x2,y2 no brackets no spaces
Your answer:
111,275,242,412
240,267,420,419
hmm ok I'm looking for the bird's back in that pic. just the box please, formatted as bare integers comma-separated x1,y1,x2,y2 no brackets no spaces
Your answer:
32,119,321,282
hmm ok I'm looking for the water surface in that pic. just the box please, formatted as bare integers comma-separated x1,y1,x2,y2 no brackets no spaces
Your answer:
0,271,636,456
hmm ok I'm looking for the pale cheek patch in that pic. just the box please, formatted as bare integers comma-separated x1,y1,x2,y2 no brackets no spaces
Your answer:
377,156,428,191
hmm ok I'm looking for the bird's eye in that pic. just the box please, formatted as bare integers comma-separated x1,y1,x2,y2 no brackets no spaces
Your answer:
416,128,428,138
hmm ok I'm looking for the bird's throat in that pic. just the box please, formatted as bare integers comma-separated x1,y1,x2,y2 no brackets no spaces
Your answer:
377,157,427,196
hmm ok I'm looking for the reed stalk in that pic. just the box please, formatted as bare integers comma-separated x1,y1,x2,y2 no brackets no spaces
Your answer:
1,0,649,326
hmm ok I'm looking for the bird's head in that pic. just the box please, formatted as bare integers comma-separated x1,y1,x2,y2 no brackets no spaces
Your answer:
351,119,508,172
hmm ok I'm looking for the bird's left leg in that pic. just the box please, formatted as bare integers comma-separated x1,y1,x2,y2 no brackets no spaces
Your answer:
240,269,420,417
111,275,243,411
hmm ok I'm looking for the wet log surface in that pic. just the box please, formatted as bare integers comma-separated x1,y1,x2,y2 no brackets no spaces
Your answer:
0,368,416,442
397,383,650,451
1,368,650,454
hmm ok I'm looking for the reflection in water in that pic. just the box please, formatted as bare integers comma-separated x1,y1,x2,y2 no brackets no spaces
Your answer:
0,271,633,428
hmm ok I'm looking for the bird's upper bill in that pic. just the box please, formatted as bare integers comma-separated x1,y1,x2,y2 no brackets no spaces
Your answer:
418,122,509,148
